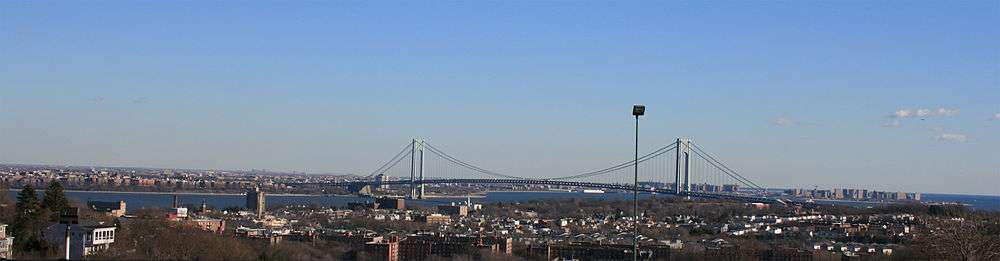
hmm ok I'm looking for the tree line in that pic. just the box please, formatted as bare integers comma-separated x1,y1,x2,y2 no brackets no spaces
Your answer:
1,181,71,259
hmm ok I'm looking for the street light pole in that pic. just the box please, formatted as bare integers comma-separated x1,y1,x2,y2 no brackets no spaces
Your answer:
631,104,645,261
65,224,71,260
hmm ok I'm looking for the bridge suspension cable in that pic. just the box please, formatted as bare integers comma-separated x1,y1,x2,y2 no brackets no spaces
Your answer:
689,142,762,190
548,142,678,180
421,141,530,180
416,140,680,181
688,142,766,194
366,143,413,177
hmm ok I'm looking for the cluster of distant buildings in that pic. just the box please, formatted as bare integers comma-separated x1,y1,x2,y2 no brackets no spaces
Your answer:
226,193,522,260
0,164,337,194
0,164,940,260
2,181,927,261
786,188,921,201
722,213,915,256
322,231,512,261
7,183,915,261
638,182,742,193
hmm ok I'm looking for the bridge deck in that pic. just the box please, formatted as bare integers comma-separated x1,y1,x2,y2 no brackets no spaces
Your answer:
291,178,783,205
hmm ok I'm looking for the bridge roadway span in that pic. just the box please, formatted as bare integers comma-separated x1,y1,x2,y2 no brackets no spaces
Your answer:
293,178,784,204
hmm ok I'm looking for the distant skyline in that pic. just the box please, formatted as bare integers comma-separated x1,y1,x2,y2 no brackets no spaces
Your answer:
1,1,998,195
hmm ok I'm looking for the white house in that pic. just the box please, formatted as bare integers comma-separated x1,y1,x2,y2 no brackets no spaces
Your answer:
45,223,117,259
0,223,13,259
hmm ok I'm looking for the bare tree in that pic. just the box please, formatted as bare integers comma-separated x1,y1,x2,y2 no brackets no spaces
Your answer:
920,217,1000,261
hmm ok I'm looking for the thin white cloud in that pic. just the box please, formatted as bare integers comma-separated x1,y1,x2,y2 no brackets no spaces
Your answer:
772,116,817,127
892,107,959,119
893,110,912,118
884,107,959,127
993,113,1000,121
935,108,960,117
772,117,796,127
936,133,967,143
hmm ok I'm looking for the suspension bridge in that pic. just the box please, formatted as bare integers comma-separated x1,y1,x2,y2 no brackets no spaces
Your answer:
294,138,785,205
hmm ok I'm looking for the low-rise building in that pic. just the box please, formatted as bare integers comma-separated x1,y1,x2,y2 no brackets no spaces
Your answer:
166,207,188,221
44,223,116,259
438,205,469,217
376,197,406,210
0,223,13,259
364,236,400,261
87,201,127,217
544,242,673,260
235,227,284,245
415,214,451,224
394,234,512,260
187,217,226,234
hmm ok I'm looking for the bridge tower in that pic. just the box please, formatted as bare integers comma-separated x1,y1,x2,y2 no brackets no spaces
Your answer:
418,139,425,199
409,139,416,199
409,139,426,199
674,138,691,194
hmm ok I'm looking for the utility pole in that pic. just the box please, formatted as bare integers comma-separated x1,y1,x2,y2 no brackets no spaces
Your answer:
58,207,79,260
631,104,645,261
64,224,71,260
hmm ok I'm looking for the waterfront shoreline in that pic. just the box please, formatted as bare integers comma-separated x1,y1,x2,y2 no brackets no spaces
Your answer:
8,188,319,197
7,189,602,197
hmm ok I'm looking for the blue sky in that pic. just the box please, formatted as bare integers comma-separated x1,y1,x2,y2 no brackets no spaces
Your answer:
1,1,997,195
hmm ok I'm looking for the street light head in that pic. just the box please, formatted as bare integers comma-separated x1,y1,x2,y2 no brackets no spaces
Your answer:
632,104,645,116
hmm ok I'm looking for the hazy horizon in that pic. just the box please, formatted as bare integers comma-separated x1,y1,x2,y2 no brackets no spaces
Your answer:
3,161,1000,198
2,1,998,195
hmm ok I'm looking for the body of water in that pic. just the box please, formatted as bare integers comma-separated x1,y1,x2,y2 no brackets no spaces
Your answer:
6,190,655,211
7,190,998,212
921,193,1000,212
